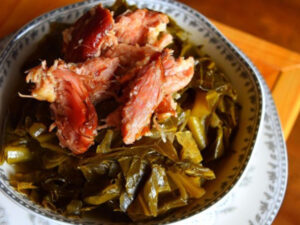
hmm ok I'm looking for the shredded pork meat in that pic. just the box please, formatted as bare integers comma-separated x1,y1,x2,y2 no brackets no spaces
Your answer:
114,9,170,46
121,53,165,144
63,4,116,62
24,4,195,153
26,61,98,154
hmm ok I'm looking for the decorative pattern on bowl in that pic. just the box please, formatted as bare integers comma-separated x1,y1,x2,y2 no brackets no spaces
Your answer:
0,0,265,224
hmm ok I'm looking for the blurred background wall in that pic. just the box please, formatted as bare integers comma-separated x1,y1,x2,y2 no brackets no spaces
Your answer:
180,0,300,53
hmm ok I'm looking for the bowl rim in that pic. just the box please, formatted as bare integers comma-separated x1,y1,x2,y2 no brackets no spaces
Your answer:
0,0,265,224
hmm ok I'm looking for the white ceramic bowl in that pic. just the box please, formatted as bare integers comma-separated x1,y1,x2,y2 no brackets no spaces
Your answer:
0,0,265,224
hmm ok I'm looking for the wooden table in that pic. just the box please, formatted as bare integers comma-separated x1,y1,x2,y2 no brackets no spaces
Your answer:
1,0,300,224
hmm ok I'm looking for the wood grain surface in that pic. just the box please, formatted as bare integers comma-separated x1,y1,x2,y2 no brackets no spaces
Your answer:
0,0,299,224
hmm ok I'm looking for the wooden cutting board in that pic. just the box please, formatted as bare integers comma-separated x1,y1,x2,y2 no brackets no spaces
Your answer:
0,0,299,139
